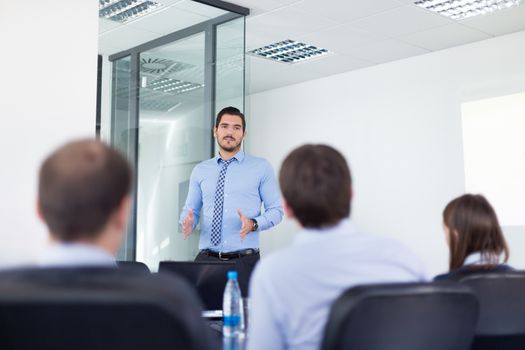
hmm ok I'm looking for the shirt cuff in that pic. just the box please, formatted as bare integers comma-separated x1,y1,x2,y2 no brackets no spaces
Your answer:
253,215,268,231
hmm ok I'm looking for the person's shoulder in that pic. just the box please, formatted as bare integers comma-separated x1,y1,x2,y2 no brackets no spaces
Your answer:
243,153,270,165
196,157,217,167
243,154,275,174
191,157,217,173
494,264,515,272
435,264,517,281
360,231,429,279
359,231,412,252
433,271,452,281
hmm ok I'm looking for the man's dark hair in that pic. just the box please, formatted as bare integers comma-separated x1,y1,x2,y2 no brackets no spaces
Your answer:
279,144,352,228
38,139,132,241
215,106,246,132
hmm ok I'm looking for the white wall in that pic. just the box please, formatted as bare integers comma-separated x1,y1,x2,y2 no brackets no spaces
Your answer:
0,1,98,267
247,30,525,275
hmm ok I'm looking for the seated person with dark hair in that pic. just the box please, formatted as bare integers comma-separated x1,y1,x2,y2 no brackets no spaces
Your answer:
435,194,513,281
247,144,427,350
0,139,212,349
36,139,133,267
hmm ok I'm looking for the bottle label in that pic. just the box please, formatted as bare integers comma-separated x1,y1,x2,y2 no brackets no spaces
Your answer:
223,315,241,326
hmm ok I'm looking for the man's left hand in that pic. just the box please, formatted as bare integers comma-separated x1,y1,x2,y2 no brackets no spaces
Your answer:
237,209,253,240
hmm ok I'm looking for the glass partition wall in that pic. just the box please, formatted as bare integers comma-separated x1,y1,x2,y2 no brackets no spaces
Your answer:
104,2,247,270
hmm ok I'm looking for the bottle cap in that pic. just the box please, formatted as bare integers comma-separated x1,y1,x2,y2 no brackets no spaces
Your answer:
227,271,238,280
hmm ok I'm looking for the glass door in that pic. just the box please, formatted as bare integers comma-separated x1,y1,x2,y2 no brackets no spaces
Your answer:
136,33,209,269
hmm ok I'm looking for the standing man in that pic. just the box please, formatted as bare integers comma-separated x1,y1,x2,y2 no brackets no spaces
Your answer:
179,107,283,283
247,145,427,350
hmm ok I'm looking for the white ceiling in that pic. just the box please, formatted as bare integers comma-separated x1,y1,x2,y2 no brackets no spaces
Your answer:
98,0,525,94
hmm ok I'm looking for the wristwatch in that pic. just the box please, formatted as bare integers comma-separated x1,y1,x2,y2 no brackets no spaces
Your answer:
251,219,258,231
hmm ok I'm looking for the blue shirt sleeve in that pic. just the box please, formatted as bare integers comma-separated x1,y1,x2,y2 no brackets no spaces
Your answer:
253,160,284,231
179,167,203,231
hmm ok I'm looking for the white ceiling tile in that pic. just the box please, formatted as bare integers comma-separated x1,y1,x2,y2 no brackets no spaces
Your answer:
461,3,525,36
173,0,228,18
245,30,285,51
247,55,297,93
273,0,303,5
248,53,374,93
297,23,388,56
246,6,337,42
351,39,429,63
351,5,453,37
99,18,121,34
400,23,492,51
290,52,373,76
127,6,208,34
292,0,403,22
228,0,291,16
99,26,163,55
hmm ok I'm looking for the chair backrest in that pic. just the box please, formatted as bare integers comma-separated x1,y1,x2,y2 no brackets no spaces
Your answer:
458,271,525,350
158,261,236,310
117,260,150,273
321,282,479,350
0,267,212,350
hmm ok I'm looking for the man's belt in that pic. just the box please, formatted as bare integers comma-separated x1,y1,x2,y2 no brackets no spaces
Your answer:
201,248,259,260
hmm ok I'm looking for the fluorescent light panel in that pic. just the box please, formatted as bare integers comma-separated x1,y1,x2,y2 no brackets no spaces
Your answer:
148,78,204,94
99,0,162,23
248,40,329,64
414,0,522,20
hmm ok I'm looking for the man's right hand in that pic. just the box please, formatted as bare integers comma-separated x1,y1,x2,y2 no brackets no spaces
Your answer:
182,209,194,239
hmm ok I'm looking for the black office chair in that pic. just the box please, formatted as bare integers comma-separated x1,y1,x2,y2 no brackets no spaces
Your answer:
117,260,150,273
0,267,213,350
158,261,237,310
457,271,525,350
321,282,479,350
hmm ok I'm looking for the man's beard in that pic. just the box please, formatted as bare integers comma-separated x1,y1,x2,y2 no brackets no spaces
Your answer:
219,138,240,152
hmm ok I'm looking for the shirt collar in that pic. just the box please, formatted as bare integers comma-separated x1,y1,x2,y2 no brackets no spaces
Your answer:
215,150,245,164
294,218,357,245
464,251,501,266
38,242,117,267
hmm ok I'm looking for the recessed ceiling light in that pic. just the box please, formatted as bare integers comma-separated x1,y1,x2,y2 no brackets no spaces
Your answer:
248,40,329,64
414,0,522,20
99,0,162,23
146,77,204,95
140,57,194,74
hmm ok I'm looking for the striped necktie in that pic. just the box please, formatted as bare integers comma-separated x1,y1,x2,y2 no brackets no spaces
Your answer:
210,158,234,246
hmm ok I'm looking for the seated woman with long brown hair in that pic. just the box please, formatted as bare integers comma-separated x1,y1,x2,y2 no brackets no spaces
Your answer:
434,194,513,281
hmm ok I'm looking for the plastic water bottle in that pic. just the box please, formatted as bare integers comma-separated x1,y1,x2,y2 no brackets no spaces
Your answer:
223,270,244,338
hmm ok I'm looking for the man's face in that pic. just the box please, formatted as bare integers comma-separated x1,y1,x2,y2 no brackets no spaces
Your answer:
214,114,245,153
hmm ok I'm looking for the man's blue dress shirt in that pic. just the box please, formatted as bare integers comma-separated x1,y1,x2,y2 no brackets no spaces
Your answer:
180,150,283,252
247,219,428,350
